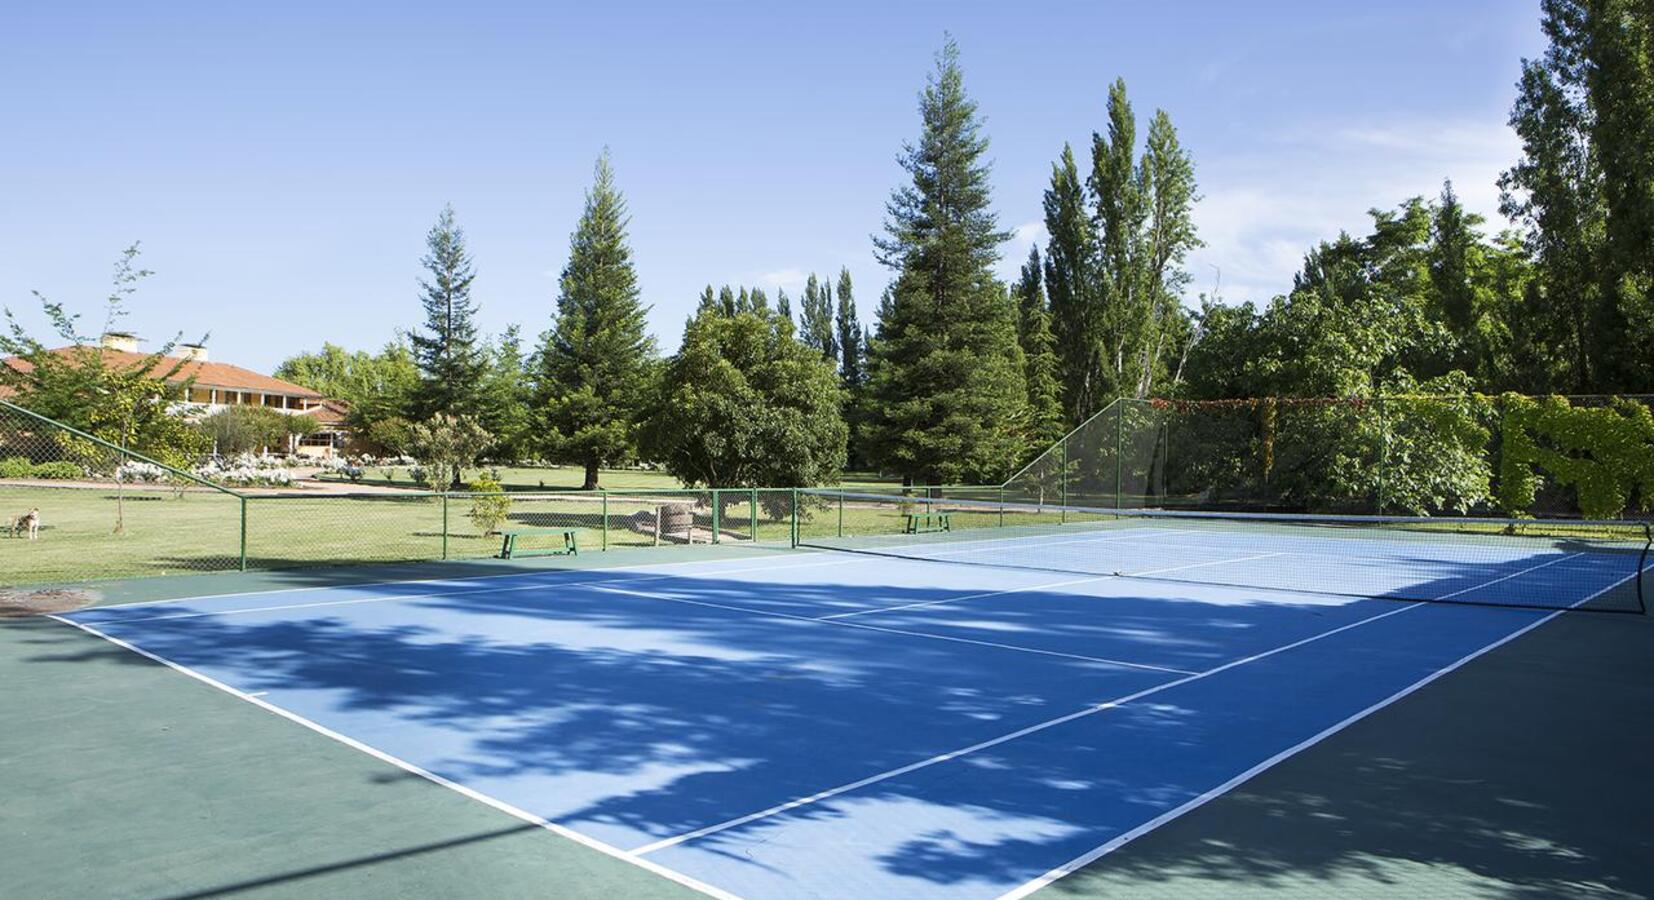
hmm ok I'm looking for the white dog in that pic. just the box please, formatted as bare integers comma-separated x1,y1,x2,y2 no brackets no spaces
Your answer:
9,507,40,540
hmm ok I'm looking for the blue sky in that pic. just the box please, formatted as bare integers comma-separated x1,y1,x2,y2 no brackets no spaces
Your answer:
1,1,1545,372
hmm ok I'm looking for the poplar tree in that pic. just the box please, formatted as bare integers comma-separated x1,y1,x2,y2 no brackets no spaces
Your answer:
834,268,864,388
864,38,1027,484
410,205,488,427
1013,248,1066,449
536,152,656,489
799,273,838,361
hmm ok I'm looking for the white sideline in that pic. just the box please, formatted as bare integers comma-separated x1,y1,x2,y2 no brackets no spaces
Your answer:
996,552,1634,900
47,614,738,900
587,583,1196,676
631,551,1586,856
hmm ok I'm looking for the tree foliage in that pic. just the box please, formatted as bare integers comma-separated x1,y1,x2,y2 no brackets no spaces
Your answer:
410,205,488,420
641,301,846,488
535,152,657,489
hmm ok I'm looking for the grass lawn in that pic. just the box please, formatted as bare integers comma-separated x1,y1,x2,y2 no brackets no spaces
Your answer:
319,464,910,492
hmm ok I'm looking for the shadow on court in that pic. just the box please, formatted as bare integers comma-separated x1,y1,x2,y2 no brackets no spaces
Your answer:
4,554,1651,899
1048,612,1654,900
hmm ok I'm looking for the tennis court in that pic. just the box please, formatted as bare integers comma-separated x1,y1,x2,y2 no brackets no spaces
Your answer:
43,511,1651,899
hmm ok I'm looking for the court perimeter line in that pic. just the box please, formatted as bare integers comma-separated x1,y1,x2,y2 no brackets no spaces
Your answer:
93,556,858,624
45,615,738,900
631,551,1586,856
815,551,1289,622
88,548,826,611
586,583,1196,675
996,553,1633,900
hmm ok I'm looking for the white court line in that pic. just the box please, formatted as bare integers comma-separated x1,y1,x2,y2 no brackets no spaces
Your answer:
586,583,1195,676
88,548,828,611
1125,551,1290,577
843,526,1200,561
998,552,1630,900
94,556,860,624
815,552,1290,623
46,615,738,900
815,574,1122,621
631,551,1586,856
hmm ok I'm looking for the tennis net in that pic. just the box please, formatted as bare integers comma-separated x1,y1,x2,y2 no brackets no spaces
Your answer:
796,489,1652,614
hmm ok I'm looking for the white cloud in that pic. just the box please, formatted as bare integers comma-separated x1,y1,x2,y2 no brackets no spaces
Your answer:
754,267,810,293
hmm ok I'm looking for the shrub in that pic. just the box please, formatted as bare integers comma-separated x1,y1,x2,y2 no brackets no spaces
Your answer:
31,461,85,480
468,474,512,535
0,456,32,479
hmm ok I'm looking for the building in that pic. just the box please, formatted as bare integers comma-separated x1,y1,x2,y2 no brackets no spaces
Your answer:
2,332,351,458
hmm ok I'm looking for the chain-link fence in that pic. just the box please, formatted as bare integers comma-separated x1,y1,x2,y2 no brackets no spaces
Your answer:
1005,394,1654,520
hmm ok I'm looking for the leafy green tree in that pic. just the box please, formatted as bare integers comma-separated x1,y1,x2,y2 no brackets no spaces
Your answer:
865,38,1027,484
535,152,656,489
410,205,488,423
1042,144,1101,423
1013,248,1066,449
0,243,208,470
275,338,421,432
641,305,846,487
406,413,492,491
776,288,792,321
834,268,863,388
196,405,296,456
478,326,533,462
798,273,838,362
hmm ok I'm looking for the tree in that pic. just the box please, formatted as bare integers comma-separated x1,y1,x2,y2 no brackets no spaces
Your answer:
275,338,421,434
478,326,533,462
864,38,1028,484
798,273,838,362
641,304,846,488
834,268,864,388
409,205,488,424
0,243,208,470
776,288,793,321
406,414,492,491
535,152,656,489
196,405,294,456
1042,144,1101,423
1013,248,1066,450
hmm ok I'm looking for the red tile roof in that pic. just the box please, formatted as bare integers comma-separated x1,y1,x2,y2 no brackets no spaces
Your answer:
3,346,323,398
300,399,351,426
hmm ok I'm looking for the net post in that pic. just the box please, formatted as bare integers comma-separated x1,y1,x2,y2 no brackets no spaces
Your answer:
1376,397,1388,514
998,485,1005,527
837,490,844,537
601,492,609,551
1061,440,1069,525
239,496,248,572
441,493,449,560
750,488,758,542
711,489,721,544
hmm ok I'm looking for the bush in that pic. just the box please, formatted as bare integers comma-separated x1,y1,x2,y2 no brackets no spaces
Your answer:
31,461,85,480
0,456,32,479
468,474,512,535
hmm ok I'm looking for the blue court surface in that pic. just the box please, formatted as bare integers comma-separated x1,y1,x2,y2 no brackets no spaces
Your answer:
57,531,1645,900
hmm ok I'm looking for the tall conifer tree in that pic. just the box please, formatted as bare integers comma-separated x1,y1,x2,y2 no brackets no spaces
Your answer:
410,205,487,428
865,38,1027,484
1013,248,1065,449
536,152,656,489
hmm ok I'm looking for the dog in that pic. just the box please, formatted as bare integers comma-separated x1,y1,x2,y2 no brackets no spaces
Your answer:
8,508,40,540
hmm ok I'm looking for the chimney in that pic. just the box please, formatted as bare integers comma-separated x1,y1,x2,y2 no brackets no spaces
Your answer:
100,332,140,353
174,343,209,363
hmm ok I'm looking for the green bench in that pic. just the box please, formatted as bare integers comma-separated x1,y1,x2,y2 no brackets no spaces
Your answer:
497,527,581,559
903,510,952,534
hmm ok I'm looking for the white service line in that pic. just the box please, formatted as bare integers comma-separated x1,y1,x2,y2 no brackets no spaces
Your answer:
815,574,1123,621
93,556,857,624
46,614,738,900
632,550,1591,857
587,583,1194,675
1125,551,1290,577
995,551,1627,900
859,526,1202,560
629,600,1427,856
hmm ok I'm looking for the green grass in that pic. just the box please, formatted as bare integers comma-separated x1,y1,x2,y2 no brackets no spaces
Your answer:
319,464,911,492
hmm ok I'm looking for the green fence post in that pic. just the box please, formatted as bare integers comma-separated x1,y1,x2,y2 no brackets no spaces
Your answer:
749,488,758,542
441,493,449,560
711,489,721,544
837,490,844,538
1115,399,1124,510
1376,398,1388,515
1061,441,1069,525
790,488,799,547
239,496,248,571
998,486,1005,527
601,491,609,551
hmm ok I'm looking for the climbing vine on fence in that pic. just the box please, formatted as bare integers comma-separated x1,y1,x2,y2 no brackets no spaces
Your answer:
1497,394,1654,519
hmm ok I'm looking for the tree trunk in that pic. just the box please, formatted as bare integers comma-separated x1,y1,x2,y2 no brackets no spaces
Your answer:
583,459,600,491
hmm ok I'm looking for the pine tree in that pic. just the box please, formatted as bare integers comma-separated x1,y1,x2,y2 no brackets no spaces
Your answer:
1013,248,1065,449
799,273,838,361
834,268,863,387
1043,144,1101,423
536,152,657,490
479,325,533,462
409,205,488,432
776,288,792,321
864,38,1028,484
